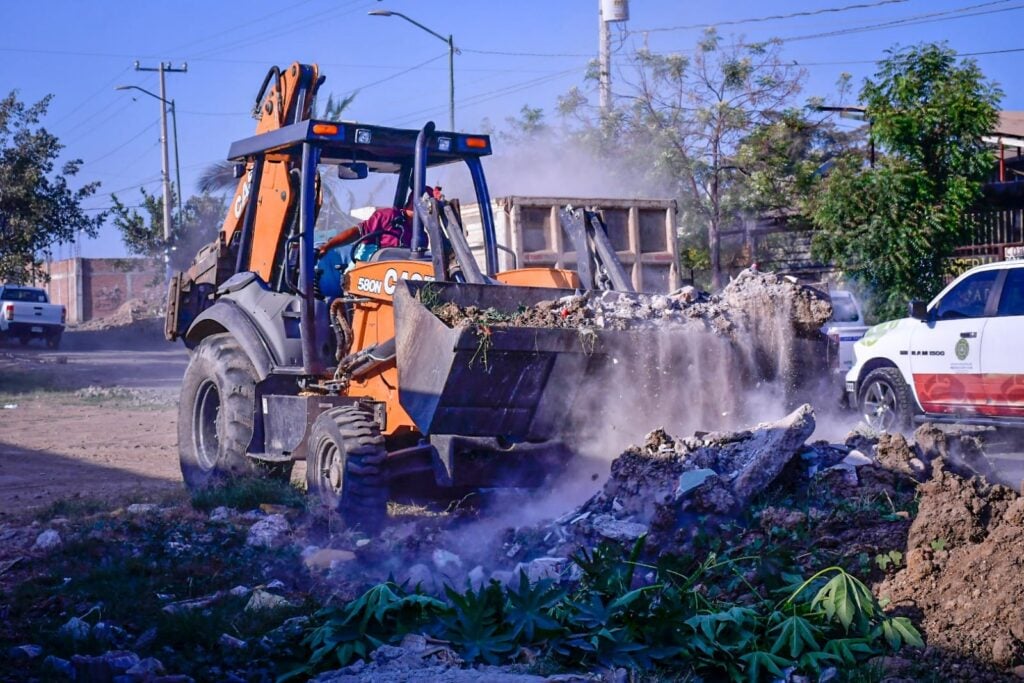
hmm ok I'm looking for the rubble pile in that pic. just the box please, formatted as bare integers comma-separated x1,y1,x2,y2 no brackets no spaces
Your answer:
7,408,1024,680
431,268,831,341
544,404,819,552
345,406,908,599
430,269,832,413
76,298,163,331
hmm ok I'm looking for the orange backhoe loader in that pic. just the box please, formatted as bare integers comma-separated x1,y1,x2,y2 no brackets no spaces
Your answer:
166,62,652,527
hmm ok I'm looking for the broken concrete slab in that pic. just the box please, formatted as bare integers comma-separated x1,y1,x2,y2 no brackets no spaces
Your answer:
246,514,290,548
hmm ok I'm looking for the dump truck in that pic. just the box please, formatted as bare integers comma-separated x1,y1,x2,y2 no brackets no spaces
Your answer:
166,62,669,527
460,196,680,293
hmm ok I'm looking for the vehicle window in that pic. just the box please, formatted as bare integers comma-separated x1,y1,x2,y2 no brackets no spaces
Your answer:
998,267,1024,317
934,270,999,320
831,297,860,322
2,288,45,303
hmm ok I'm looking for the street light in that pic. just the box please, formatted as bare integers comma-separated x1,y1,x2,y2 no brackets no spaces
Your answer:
369,9,458,131
115,84,183,279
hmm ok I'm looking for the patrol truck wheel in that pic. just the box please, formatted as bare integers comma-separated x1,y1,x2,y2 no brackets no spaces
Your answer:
858,366,914,432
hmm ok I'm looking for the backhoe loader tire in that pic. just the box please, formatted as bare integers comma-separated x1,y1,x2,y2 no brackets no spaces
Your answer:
306,405,388,530
178,333,259,490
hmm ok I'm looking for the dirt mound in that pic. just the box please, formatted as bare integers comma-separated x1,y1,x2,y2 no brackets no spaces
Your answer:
882,460,1024,668
75,298,162,331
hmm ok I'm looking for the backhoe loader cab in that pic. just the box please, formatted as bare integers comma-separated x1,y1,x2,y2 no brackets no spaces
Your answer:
168,63,653,528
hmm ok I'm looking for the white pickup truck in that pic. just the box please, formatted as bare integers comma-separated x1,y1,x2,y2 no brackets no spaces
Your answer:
846,260,1024,431
823,289,869,378
0,285,65,348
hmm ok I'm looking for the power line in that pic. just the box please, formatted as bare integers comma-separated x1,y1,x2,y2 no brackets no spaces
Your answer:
59,97,136,142
86,121,159,167
48,66,131,128
626,1,1024,59
636,0,914,33
348,52,449,93
387,66,584,128
768,44,1024,68
780,0,1023,44
459,0,1016,59
0,46,136,59
187,0,374,60
461,48,592,58
93,175,164,200
150,0,321,57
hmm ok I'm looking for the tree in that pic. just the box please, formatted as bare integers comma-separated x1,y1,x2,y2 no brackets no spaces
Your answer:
0,92,103,283
559,30,806,289
622,31,805,288
110,188,226,270
733,99,861,223
812,44,1001,320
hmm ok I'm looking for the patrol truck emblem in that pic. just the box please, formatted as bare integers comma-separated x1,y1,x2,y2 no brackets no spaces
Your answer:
955,338,969,361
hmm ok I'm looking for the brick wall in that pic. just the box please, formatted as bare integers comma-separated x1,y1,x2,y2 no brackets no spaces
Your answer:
39,258,163,324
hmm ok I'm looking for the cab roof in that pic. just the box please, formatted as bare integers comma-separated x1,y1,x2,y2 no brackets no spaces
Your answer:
226,119,491,174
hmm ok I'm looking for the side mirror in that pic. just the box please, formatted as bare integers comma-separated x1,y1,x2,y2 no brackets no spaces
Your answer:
338,162,369,180
909,300,929,321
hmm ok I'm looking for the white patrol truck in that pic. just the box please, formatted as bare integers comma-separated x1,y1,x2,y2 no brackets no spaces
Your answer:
846,260,1024,431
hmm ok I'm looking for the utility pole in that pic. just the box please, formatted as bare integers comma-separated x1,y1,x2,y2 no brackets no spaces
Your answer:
598,0,628,116
133,61,187,279
599,2,611,113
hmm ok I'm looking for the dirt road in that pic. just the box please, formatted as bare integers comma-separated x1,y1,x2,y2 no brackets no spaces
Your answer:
0,331,188,518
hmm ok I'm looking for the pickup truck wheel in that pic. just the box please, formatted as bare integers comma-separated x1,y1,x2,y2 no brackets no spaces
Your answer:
178,333,258,490
306,405,388,530
858,367,914,432
46,332,62,350
18,335,30,346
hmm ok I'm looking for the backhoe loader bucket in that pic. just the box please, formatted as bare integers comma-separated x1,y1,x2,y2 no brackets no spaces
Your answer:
393,280,647,440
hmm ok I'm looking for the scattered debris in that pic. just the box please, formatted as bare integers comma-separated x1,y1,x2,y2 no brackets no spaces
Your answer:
7,644,43,661
161,591,225,615
246,514,290,548
219,634,248,650
0,556,24,575
245,589,293,612
303,547,356,571
31,529,62,551
57,617,91,642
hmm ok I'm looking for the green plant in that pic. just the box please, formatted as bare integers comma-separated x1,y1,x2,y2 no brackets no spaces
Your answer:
929,538,947,552
874,550,903,572
441,582,517,664
468,325,493,370
292,542,924,682
418,283,441,311
190,477,306,512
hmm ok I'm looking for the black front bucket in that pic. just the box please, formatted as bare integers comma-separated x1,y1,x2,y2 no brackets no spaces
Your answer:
393,280,643,440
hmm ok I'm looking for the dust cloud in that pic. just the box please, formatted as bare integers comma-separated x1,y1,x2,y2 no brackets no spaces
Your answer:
436,132,674,203
482,270,843,521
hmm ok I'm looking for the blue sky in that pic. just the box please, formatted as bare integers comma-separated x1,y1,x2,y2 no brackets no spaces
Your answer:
2,0,1022,257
